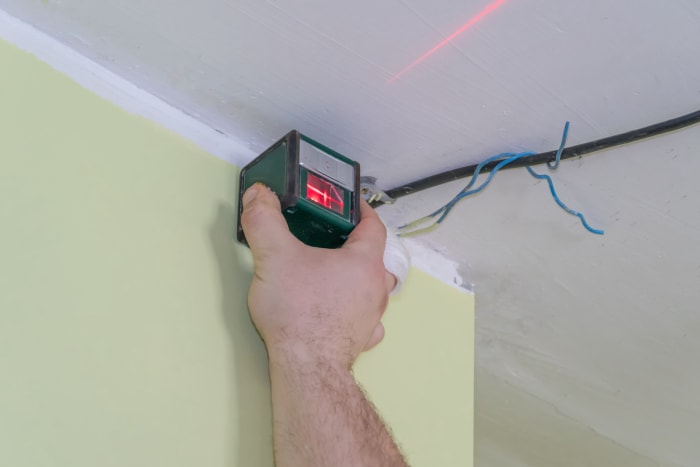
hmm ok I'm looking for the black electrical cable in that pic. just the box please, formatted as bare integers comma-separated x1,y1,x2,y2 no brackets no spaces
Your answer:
371,110,700,207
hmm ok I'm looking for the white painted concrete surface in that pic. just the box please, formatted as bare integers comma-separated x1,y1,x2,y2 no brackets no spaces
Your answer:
2,0,699,186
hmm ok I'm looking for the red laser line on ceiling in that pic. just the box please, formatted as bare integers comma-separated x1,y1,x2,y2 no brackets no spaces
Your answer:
388,0,508,83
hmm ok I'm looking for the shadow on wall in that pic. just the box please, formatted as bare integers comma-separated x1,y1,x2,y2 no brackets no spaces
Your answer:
474,369,661,467
209,202,274,467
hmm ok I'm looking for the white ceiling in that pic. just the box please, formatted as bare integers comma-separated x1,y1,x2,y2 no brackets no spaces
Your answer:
2,0,699,465
4,0,700,187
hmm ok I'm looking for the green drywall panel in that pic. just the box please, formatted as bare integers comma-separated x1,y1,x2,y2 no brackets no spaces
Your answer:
0,38,473,467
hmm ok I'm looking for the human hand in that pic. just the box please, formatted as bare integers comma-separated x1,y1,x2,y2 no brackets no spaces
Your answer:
240,183,396,369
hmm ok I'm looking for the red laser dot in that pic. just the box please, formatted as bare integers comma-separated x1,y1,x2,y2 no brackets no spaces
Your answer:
388,0,508,83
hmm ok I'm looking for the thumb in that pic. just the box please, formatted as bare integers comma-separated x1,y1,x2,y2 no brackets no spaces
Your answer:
241,184,296,261
343,199,387,258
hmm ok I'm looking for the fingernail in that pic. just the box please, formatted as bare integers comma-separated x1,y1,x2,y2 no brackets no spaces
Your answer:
242,185,259,206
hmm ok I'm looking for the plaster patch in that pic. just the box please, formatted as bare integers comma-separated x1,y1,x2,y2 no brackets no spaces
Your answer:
402,238,469,293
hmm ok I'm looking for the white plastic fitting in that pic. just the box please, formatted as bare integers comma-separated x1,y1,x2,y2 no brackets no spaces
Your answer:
383,226,410,294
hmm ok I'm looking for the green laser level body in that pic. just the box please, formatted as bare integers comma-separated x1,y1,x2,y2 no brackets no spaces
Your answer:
237,130,361,249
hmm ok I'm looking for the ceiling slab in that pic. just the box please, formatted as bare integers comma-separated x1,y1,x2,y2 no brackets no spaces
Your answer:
1,0,699,188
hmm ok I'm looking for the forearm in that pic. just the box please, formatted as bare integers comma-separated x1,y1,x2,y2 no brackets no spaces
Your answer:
268,349,409,467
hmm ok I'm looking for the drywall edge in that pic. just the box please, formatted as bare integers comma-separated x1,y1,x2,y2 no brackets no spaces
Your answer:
0,7,466,290
0,8,254,166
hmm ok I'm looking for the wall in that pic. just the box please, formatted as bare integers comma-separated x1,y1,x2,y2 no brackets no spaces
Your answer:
0,39,474,466
378,123,700,467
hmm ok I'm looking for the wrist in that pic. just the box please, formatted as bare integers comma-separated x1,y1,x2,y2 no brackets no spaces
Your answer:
267,342,352,376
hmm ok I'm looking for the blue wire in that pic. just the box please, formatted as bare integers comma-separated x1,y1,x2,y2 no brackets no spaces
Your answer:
526,121,604,235
404,153,522,225
547,121,570,170
400,121,603,236
526,167,604,235
436,151,536,223
398,152,527,229
460,152,521,192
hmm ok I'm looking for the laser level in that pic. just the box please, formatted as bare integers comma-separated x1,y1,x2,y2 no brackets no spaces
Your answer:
237,130,360,249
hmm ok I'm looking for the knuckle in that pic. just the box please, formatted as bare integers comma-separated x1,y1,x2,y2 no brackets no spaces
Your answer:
377,288,389,311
